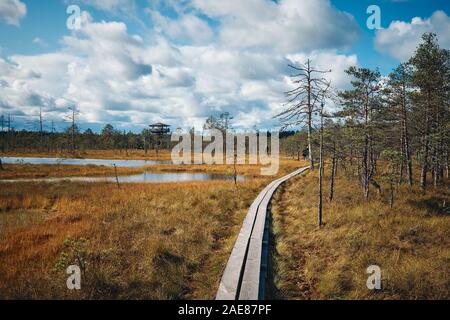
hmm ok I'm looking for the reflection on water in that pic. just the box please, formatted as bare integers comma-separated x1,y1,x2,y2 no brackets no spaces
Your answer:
0,156,245,184
1,157,172,167
0,172,244,184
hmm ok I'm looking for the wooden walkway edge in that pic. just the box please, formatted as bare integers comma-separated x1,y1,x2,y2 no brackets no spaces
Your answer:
216,167,309,300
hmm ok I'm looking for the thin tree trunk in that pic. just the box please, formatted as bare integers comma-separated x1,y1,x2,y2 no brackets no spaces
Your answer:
114,164,121,190
402,111,413,186
399,132,405,185
307,113,314,170
363,136,370,200
420,91,431,190
329,142,336,204
71,108,75,152
318,108,324,227
420,110,430,190
399,82,413,186
39,107,43,151
334,156,338,177
233,153,237,186
363,95,370,200
433,151,438,187
144,136,148,155
307,60,314,171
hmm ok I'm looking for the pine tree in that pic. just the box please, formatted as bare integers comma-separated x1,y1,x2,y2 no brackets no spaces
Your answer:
387,63,414,186
409,33,450,189
338,67,383,200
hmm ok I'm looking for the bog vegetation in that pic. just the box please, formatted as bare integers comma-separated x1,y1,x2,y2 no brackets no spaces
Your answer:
0,32,448,300
0,158,302,299
269,32,449,299
0,180,269,299
269,168,449,299
277,33,449,225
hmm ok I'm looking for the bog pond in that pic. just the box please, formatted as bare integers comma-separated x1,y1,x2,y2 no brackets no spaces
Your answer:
0,157,244,183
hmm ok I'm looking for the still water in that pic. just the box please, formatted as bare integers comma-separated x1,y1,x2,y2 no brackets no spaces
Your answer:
0,157,244,183
0,172,244,184
1,157,172,167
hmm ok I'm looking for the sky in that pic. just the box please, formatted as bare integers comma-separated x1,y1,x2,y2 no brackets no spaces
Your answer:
0,0,449,133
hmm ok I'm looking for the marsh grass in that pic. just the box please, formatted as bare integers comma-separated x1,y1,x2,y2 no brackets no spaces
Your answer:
0,153,302,180
0,150,305,299
0,164,146,180
0,178,274,299
0,149,173,160
270,167,449,299
0,163,286,180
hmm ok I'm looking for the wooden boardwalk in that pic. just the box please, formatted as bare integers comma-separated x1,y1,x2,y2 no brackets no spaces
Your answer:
216,167,309,300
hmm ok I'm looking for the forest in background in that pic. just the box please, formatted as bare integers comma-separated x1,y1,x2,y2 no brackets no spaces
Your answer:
277,33,448,223
1,32,448,199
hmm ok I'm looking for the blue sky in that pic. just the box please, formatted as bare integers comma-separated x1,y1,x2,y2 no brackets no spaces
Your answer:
0,0,449,132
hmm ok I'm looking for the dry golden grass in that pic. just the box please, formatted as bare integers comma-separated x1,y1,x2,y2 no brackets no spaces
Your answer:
0,163,289,181
0,164,145,180
0,151,306,299
1,148,303,179
148,158,303,178
270,168,450,300
1,149,173,160
0,178,274,299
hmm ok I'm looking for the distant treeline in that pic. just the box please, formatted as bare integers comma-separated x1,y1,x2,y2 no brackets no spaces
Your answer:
0,124,172,153
0,121,299,154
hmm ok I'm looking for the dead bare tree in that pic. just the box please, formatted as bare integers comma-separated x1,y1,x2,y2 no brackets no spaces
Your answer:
113,164,121,190
233,152,238,186
6,114,11,151
329,139,337,204
318,101,325,227
276,59,331,170
0,115,4,152
317,83,333,227
39,107,44,150
50,120,56,152
66,106,79,152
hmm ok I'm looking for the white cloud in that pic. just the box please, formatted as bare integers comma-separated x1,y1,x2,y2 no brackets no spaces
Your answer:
0,0,26,26
375,10,450,61
0,1,360,131
286,51,358,90
0,57,58,122
149,10,214,44
191,0,360,53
